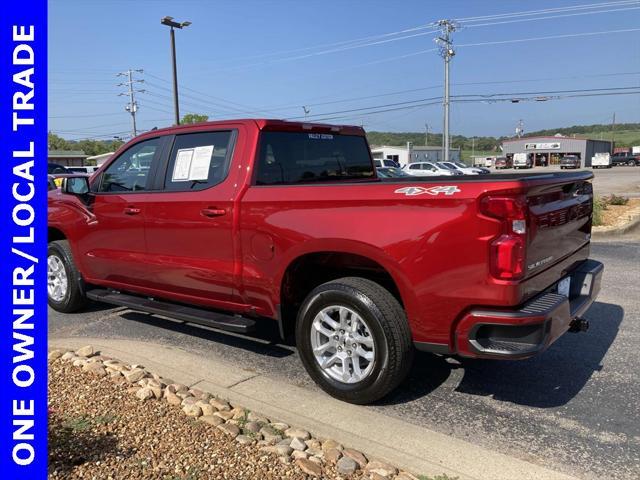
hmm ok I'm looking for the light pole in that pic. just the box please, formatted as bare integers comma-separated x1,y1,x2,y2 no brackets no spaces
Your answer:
161,16,191,125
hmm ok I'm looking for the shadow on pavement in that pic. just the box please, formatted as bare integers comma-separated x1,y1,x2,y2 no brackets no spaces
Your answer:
119,310,295,359
379,301,622,407
454,301,623,408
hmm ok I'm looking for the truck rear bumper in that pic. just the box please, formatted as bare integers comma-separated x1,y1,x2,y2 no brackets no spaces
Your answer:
452,259,603,360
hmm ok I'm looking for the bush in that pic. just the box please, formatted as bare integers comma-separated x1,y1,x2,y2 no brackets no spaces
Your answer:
593,197,606,226
603,194,629,206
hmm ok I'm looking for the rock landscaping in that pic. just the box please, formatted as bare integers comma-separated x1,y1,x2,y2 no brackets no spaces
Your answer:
48,346,423,480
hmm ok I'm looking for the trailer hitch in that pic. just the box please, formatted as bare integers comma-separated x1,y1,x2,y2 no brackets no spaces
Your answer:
569,317,590,333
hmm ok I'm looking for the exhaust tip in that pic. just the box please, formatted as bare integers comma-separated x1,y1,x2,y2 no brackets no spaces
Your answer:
569,317,590,333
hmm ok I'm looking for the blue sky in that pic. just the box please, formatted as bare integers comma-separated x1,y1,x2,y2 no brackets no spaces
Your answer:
49,0,640,140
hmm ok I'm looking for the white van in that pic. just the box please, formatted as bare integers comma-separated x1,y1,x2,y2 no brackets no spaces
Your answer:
513,153,532,169
591,152,611,169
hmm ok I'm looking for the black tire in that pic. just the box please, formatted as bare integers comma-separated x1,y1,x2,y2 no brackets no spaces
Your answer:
47,240,88,313
628,160,636,166
295,277,413,404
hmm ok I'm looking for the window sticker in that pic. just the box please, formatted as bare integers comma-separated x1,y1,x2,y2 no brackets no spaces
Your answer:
189,145,214,181
172,148,194,181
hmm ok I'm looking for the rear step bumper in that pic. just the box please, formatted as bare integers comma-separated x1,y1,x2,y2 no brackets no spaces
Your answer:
454,259,603,359
86,289,256,334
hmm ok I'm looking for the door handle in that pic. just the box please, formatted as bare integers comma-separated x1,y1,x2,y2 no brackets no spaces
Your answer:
124,206,141,215
201,207,226,218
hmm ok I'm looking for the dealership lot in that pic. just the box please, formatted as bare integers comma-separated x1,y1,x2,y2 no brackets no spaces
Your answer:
484,165,640,198
49,233,640,480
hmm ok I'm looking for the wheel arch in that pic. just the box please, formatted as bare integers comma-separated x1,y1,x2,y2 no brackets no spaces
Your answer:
277,241,416,341
48,225,67,242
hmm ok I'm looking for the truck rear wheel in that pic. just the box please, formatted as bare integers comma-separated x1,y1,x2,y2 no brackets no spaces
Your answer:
48,240,88,313
295,277,413,404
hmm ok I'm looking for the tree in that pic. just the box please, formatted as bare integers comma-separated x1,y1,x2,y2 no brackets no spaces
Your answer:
48,131,71,151
181,113,209,124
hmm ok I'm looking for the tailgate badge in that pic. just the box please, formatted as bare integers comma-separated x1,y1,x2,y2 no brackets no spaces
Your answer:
395,186,460,196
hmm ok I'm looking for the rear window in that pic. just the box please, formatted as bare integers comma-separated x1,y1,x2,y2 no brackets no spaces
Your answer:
255,131,374,185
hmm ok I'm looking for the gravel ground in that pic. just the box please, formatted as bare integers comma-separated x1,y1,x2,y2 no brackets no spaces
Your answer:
48,357,369,480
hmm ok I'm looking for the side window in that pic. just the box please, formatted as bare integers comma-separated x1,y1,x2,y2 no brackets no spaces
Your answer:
99,138,162,192
409,164,419,170
164,131,234,191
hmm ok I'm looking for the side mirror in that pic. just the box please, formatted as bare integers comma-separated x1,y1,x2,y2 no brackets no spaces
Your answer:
61,176,90,195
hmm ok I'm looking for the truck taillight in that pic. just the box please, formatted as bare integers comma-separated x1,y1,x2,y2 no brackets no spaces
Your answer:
480,196,528,280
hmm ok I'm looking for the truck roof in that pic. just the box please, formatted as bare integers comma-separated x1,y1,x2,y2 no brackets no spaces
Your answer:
136,119,366,139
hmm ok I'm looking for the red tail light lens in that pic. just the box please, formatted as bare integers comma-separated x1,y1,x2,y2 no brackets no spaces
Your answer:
490,235,525,279
480,196,528,280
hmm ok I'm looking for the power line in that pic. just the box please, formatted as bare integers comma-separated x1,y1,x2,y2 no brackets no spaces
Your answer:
457,27,640,48
221,23,436,64
460,5,640,28
296,87,640,122
455,0,639,22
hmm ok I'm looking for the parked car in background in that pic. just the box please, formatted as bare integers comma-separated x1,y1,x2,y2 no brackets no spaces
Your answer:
513,153,533,169
494,157,513,169
51,173,90,188
560,155,581,169
438,161,489,175
48,119,603,404
591,152,611,169
67,166,99,174
48,163,77,187
403,161,461,176
376,167,410,178
48,163,71,175
611,152,640,166
374,159,400,168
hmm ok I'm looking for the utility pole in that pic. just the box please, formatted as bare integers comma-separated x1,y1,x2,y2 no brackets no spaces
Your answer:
117,69,145,137
471,136,475,159
424,123,429,146
302,106,310,119
611,112,616,145
435,19,457,162
161,16,191,125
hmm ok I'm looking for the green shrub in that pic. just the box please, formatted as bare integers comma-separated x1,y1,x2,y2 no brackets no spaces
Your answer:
604,194,629,206
593,197,606,226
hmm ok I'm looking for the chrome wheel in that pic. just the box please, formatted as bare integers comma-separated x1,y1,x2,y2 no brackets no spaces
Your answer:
47,255,68,302
310,305,375,384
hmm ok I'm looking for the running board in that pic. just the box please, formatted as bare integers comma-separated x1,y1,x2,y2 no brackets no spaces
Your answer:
86,289,256,334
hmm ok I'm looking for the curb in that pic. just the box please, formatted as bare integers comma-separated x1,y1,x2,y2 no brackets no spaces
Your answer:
49,336,580,480
592,211,640,237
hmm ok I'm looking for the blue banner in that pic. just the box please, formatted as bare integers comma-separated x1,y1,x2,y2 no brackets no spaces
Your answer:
0,0,47,478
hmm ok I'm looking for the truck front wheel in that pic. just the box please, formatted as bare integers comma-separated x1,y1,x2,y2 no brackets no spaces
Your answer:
296,277,413,404
47,240,88,313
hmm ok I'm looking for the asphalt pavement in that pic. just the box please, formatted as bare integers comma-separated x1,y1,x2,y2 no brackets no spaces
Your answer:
49,234,640,480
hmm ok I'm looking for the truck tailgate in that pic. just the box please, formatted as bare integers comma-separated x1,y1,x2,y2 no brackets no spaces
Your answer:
525,174,593,278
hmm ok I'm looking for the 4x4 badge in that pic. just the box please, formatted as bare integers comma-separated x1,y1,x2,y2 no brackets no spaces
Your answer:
395,186,461,196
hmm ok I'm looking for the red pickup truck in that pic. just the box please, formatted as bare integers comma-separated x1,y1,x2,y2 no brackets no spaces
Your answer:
48,119,603,404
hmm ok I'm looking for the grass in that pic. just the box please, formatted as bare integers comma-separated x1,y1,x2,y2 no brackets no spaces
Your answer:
60,414,118,432
593,129,640,146
593,197,606,226
460,150,496,162
593,194,631,226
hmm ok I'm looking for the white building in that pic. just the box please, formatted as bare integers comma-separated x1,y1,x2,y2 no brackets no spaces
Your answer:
371,143,461,167
86,152,115,167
